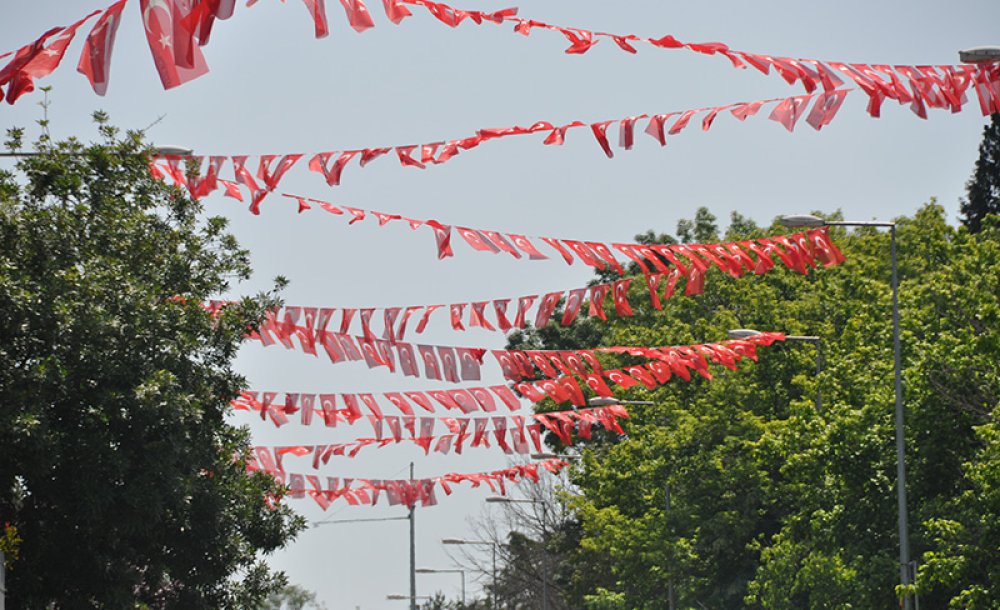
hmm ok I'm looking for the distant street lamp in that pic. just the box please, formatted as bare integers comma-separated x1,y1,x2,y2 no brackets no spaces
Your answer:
958,46,1000,63
529,452,579,461
150,145,195,156
416,568,466,604
728,329,823,411
0,144,195,159
586,397,654,407
780,213,912,609
315,462,418,610
387,594,431,601
442,539,498,609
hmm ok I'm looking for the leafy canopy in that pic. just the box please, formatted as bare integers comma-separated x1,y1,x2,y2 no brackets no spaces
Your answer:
0,116,304,609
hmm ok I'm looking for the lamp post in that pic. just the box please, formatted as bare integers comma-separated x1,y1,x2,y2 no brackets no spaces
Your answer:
416,568,466,604
728,329,823,411
781,213,911,609
312,462,417,610
591,397,675,609
442,539,499,609
486,497,550,610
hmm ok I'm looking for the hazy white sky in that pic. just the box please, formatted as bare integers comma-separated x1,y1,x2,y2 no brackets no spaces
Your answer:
3,1,999,608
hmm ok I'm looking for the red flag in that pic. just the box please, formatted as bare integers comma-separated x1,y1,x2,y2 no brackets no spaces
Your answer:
382,0,412,23
768,95,812,132
0,26,65,104
490,385,521,411
339,0,375,33
140,0,210,90
560,288,587,326
426,220,453,259
508,234,549,260
806,89,849,131
612,279,634,317
301,0,330,38
308,151,357,186
438,346,460,383
12,10,101,101
535,292,563,329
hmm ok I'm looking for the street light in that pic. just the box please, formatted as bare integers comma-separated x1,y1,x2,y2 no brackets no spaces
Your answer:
486,497,550,610
387,594,431,601
416,568,466,604
0,144,195,159
442,539,499,609
529,452,580,461
728,329,823,411
780,213,912,609
958,46,1000,63
314,462,418,610
151,145,194,156
586,397,654,407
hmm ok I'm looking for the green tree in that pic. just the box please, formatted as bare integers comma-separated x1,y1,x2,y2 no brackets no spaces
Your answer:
513,205,1000,608
0,117,304,608
961,114,1000,233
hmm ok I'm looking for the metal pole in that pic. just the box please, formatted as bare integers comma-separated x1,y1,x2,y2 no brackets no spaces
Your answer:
492,543,498,610
665,484,675,610
460,570,466,605
541,503,549,610
815,340,824,412
892,226,913,609
1,549,6,610
410,462,417,610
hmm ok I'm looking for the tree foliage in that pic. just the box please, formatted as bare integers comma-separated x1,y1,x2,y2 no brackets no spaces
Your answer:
0,117,304,609
508,205,1000,608
961,114,1000,233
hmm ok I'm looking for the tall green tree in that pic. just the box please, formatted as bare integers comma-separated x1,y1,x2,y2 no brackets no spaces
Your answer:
961,114,1000,233
513,205,1000,608
0,117,304,609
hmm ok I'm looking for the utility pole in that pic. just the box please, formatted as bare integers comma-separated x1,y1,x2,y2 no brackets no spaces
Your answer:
665,484,675,610
409,462,417,610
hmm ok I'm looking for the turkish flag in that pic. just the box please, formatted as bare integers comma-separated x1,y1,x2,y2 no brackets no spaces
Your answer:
140,0,209,90
14,10,101,89
301,0,330,38
0,26,65,104
76,0,119,95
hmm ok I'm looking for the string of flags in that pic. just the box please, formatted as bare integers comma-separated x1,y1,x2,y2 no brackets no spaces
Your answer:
249,456,570,509
3,0,997,120
1,1,884,509
149,88,856,206
244,403,628,458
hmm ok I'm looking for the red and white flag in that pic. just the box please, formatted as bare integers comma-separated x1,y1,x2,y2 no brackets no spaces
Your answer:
0,26,65,104
140,0,209,89
78,0,128,95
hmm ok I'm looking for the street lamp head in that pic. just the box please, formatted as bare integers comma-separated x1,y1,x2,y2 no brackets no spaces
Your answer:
151,145,194,156
415,568,435,573
959,46,1000,63
531,452,559,460
485,496,513,504
780,214,827,228
441,538,468,545
587,396,620,407
728,328,762,340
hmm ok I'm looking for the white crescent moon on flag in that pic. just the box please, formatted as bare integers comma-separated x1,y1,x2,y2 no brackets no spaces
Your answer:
143,0,172,31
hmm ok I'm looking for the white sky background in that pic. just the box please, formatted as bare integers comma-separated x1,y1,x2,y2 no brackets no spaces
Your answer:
2,1,999,608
